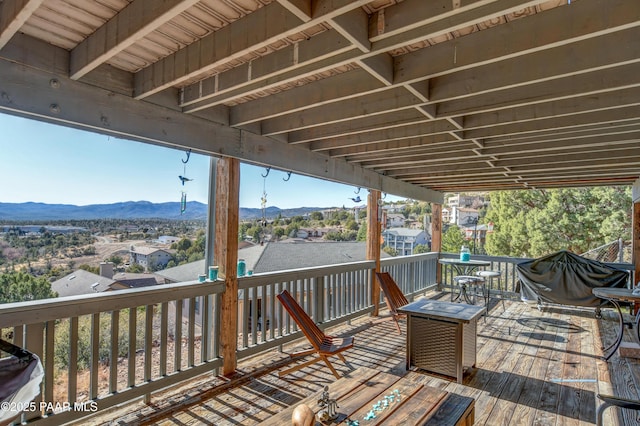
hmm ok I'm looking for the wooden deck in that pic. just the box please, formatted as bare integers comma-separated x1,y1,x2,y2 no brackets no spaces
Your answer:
88,293,640,426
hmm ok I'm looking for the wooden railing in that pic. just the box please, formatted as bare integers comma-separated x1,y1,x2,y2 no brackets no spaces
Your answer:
0,251,632,424
0,253,439,425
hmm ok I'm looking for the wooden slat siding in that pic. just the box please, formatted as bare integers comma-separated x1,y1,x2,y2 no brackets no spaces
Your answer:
68,317,78,404
174,299,182,373
367,190,381,316
44,320,54,405
127,308,136,388
160,302,168,376
90,312,99,400
143,304,153,403
215,157,240,376
188,297,196,367
109,310,119,393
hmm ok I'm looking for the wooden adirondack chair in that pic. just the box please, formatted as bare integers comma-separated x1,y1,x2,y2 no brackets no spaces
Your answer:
276,289,354,379
375,272,409,334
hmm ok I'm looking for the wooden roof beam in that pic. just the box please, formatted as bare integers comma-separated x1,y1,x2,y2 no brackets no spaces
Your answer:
0,0,44,50
69,0,201,80
181,0,541,111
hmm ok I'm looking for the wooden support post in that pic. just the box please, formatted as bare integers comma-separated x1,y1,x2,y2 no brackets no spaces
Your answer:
431,203,443,286
367,190,381,316
215,158,240,376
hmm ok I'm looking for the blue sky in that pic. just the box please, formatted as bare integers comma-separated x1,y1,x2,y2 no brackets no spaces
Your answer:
0,113,402,209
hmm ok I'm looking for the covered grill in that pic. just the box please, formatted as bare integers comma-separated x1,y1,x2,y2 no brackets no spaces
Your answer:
517,250,629,308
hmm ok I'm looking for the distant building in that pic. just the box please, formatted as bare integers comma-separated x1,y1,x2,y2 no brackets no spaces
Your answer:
157,235,180,245
382,228,429,256
386,214,405,228
52,263,162,297
129,246,173,270
454,208,480,227
447,194,485,209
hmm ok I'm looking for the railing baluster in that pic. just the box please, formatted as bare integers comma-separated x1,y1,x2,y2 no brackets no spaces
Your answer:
90,313,99,400
44,320,55,406
110,310,119,394
128,309,136,387
144,304,153,403
175,299,182,372
24,323,44,421
160,302,168,375
69,317,78,404
202,296,209,360
188,298,195,367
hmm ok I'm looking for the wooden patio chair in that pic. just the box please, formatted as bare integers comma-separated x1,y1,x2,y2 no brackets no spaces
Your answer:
375,272,409,334
276,289,354,379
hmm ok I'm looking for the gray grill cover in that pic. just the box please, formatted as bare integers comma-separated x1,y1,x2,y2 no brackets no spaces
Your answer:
517,250,628,307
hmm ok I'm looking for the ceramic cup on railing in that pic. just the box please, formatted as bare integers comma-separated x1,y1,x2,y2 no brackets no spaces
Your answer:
208,266,219,281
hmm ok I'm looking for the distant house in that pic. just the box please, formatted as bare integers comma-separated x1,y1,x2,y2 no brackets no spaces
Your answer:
455,208,480,227
386,214,405,228
382,228,429,256
52,263,162,297
442,207,452,224
129,246,173,270
157,235,180,245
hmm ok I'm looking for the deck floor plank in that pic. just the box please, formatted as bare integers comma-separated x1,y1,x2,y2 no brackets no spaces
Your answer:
84,293,640,426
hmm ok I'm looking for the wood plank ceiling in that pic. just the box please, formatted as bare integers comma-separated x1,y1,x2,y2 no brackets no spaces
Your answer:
1,0,639,201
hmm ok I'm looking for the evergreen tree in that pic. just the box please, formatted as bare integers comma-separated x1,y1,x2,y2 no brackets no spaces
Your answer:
0,271,57,303
484,187,631,258
441,225,466,253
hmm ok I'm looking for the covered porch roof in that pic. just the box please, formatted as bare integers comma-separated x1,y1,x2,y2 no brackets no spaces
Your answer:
1,0,639,202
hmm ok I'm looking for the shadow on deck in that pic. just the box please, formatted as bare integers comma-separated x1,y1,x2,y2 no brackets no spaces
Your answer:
88,293,640,426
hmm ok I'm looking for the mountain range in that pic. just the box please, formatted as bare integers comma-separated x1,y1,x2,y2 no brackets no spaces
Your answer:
0,201,331,221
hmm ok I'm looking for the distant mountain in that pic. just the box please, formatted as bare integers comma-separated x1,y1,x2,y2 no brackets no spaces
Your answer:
0,201,331,221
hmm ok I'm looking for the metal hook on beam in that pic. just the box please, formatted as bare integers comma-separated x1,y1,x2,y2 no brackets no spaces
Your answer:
283,171,292,181
261,167,271,178
354,187,361,194
182,149,192,164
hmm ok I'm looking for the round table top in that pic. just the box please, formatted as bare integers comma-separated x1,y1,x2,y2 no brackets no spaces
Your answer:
438,258,491,267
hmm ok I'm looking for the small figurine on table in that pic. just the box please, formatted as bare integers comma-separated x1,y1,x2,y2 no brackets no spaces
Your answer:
317,385,339,422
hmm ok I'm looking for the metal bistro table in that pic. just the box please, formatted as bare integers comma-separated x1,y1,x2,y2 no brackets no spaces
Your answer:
593,287,640,360
398,299,485,384
439,258,491,304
